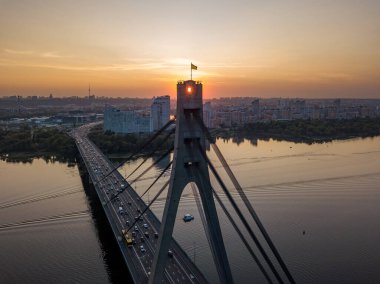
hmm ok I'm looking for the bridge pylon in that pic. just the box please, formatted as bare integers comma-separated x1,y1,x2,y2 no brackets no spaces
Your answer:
149,80,233,284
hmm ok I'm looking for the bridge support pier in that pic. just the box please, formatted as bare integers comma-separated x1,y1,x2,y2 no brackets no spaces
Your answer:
149,81,233,284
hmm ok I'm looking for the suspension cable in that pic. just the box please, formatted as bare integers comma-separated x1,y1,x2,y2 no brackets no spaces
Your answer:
108,146,174,203
196,141,284,284
196,116,295,284
190,155,273,284
125,180,169,234
97,119,175,183
212,187,273,284
189,176,212,251
126,128,175,180
140,161,172,199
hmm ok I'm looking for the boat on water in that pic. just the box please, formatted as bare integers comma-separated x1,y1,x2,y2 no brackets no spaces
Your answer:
183,213,194,222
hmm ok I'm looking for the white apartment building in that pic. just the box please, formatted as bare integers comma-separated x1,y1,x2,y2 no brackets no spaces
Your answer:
150,96,170,132
104,105,150,134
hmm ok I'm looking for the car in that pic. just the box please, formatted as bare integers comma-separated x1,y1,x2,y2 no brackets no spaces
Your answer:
183,214,194,222
144,231,149,238
134,226,138,231
132,231,136,237
143,224,148,229
126,221,130,226
140,245,146,253
168,249,173,258
140,236,145,242
154,232,158,238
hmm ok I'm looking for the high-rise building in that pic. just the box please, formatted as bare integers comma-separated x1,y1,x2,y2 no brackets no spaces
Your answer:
203,101,213,128
250,99,260,121
294,99,306,118
104,105,150,134
150,96,170,132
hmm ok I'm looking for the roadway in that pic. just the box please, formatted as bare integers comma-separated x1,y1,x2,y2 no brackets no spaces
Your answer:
71,123,208,284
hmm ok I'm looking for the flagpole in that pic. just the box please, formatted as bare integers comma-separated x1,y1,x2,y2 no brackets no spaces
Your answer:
191,62,192,80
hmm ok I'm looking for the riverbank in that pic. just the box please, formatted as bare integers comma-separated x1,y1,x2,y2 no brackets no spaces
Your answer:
0,152,76,164
214,117,380,144
2,118,380,160
87,125,173,156
0,126,77,162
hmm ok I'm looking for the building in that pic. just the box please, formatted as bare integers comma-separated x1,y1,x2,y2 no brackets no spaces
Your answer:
203,102,213,128
250,99,260,121
150,96,170,132
104,105,150,134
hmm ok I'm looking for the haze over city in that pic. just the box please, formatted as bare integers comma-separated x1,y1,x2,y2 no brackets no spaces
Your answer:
1,0,379,99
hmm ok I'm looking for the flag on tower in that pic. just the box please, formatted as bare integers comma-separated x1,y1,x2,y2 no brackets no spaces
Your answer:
191,63,197,70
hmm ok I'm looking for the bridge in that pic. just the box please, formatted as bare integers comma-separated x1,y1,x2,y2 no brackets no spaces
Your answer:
72,124,207,283
71,79,296,284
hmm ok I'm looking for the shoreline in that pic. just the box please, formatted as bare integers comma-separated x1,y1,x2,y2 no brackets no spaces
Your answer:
2,134,380,161
213,130,380,145
0,151,76,164
2,117,379,160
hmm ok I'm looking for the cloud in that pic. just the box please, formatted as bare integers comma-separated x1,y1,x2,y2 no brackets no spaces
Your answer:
0,55,218,78
4,49,34,55
41,52,66,58
318,73,353,80
203,65,263,69
0,60,168,72
4,48,69,58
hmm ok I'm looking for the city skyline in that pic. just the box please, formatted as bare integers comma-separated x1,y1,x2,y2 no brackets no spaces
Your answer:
1,0,379,99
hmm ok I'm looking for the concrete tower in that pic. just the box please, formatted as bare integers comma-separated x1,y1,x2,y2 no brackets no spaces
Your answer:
149,80,233,284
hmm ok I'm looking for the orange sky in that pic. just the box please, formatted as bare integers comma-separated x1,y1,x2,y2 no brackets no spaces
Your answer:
0,0,379,99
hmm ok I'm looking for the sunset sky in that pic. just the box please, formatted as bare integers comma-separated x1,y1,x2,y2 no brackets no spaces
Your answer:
0,0,379,99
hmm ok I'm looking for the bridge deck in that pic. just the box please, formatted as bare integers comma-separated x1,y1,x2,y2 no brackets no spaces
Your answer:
71,124,208,284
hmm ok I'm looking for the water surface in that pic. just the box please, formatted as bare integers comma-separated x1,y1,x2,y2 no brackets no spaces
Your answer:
124,136,380,283
1,136,380,283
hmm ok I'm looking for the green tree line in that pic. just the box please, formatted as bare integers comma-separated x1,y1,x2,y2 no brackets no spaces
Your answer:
0,126,77,157
88,125,174,155
233,117,380,142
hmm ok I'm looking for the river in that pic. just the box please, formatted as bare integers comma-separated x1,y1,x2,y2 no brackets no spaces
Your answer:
1,136,380,283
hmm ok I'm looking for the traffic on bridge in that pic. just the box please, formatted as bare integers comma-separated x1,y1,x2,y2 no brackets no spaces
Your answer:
71,123,207,284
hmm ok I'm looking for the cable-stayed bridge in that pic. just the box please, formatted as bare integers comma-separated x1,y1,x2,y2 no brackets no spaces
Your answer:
71,80,295,284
